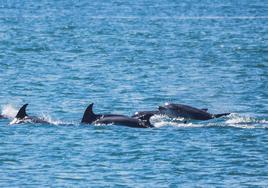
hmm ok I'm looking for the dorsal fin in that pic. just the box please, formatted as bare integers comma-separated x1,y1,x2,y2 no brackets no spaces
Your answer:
137,113,154,128
81,103,97,124
16,104,28,119
201,108,208,112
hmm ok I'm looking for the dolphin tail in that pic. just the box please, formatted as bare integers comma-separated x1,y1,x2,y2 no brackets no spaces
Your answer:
213,113,230,118
81,103,97,124
16,104,28,119
137,114,154,128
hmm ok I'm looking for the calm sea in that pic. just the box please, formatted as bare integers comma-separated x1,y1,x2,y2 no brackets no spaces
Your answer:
0,0,268,187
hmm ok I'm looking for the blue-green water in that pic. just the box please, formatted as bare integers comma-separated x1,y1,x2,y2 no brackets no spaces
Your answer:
0,0,268,187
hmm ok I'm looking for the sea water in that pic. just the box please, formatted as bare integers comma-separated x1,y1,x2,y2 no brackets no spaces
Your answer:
0,0,268,187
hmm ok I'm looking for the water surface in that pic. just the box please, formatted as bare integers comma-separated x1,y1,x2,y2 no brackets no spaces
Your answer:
0,0,268,187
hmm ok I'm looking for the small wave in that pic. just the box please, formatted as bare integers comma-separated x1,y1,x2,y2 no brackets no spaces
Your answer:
71,16,268,22
1,16,268,20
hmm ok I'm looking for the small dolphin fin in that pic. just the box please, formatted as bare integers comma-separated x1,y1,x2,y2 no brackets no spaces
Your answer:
201,108,208,112
213,113,230,118
137,114,154,128
16,104,28,119
81,103,97,124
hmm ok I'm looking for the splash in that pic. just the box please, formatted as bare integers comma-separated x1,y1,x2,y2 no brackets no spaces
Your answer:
150,115,202,128
38,113,64,125
225,113,268,128
150,114,268,129
38,113,78,126
226,113,268,124
1,104,18,118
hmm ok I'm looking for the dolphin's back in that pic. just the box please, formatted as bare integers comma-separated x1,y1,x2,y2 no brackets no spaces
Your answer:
162,103,213,120
177,104,213,120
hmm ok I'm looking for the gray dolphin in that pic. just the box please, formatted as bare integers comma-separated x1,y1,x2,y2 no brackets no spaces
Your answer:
94,114,154,128
158,103,230,120
132,108,208,119
10,104,50,124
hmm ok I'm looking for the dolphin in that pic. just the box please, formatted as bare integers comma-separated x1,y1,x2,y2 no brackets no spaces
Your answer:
81,103,128,124
158,103,230,121
81,103,154,128
131,108,208,119
10,104,50,125
94,114,154,128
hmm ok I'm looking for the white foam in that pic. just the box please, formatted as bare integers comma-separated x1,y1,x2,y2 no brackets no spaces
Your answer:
150,115,201,128
150,113,268,129
226,113,268,124
9,118,21,125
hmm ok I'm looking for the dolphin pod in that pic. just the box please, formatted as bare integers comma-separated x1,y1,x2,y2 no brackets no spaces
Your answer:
4,102,231,128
